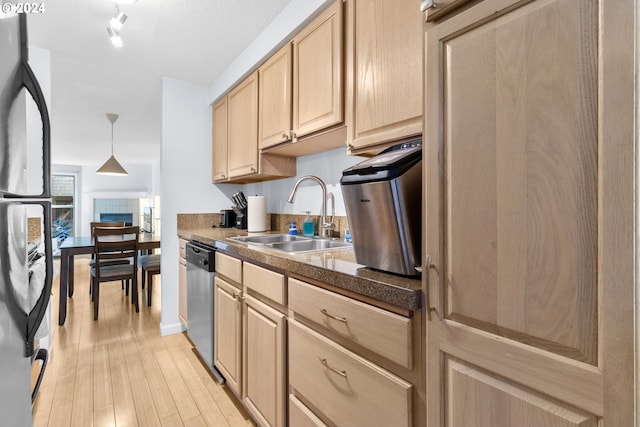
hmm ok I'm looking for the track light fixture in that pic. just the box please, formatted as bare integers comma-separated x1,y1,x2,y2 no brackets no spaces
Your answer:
109,8,127,31
106,6,127,48
106,27,123,47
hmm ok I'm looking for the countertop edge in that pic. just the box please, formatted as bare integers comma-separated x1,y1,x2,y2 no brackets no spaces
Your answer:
178,229,423,312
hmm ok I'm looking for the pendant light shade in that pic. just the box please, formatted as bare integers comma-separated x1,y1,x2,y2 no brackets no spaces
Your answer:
97,113,128,175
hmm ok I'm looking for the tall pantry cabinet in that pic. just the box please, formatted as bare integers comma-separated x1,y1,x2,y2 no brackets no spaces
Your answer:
423,0,635,426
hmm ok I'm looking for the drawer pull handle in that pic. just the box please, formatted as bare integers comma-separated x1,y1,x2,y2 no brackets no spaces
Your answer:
320,309,347,323
319,358,347,378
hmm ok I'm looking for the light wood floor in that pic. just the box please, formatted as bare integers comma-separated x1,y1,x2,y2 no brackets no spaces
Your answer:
32,255,254,427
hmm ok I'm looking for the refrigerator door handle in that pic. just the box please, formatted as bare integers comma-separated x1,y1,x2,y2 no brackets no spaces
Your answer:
21,61,51,199
31,348,48,404
24,201,53,358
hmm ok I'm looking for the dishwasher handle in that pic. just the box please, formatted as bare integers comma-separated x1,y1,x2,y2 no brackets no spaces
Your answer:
186,242,215,272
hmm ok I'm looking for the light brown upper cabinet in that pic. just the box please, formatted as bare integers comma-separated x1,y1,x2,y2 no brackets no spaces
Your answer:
259,44,293,150
227,72,259,178
262,1,345,157
293,1,343,138
345,0,423,154
213,71,295,184
424,0,635,425
211,97,228,182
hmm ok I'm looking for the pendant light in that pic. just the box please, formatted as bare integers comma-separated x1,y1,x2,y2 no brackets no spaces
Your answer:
97,113,128,176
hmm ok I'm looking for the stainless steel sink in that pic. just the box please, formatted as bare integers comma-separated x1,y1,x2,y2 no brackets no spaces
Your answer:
265,239,351,253
228,234,311,244
227,234,351,253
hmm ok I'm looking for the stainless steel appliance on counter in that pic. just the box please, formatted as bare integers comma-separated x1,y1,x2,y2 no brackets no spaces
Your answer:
341,141,422,276
0,14,53,424
185,241,224,383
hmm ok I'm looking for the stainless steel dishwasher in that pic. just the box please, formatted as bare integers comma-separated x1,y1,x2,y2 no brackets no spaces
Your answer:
185,241,224,383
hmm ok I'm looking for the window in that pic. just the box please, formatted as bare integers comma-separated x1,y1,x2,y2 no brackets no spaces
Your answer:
51,174,76,245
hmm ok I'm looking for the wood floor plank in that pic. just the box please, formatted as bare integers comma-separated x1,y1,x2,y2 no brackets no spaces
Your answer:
130,378,162,426
173,344,231,427
155,348,201,421
51,342,78,407
46,400,72,427
160,412,186,427
139,348,179,420
94,406,115,427
70,341,94,427
93,344,113,411
110,362,139,427
183,414,208,427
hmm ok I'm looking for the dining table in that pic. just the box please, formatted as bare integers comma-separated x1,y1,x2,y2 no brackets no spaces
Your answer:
57,232,161,325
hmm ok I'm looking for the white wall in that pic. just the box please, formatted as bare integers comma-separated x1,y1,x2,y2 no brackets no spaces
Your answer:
160,77,242,335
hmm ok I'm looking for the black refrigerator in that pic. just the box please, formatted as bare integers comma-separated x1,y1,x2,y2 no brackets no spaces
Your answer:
0,13,53,426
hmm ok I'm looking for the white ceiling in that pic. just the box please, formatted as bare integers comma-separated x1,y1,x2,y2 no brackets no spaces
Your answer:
26,0,292,166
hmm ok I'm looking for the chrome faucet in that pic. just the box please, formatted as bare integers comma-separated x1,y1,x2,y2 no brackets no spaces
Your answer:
287,175,335,238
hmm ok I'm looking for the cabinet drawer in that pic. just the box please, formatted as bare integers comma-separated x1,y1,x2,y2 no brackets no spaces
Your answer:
289,320,412,427
243,262,285,305
289,278,412,368
216,252,242,283
289,394,327,427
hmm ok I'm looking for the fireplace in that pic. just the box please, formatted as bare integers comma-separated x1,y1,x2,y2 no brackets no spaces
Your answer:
100,213,133,226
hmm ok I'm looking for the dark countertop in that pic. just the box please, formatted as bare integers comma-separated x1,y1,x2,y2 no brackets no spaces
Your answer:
178,227,423,313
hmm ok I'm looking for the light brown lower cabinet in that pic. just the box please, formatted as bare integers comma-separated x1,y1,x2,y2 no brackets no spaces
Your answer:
289,319,412,427
214,252,424,426
214,276,242,395
242,294,286,427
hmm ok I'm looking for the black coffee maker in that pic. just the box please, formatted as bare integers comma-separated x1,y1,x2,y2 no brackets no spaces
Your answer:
219,209,236,228
231,191,248,229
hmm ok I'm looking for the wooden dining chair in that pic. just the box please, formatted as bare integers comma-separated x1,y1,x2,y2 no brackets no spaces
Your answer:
89,221,130,294
91,226,140,320
139,253,160,306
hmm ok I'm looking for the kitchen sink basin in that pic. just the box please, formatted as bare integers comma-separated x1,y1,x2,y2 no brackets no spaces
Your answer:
265,239,351,253
228,234,351,253
229,234,310,244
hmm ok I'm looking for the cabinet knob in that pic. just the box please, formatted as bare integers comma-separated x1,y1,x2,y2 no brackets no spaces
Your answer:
250,166,257,173
282,131,289,139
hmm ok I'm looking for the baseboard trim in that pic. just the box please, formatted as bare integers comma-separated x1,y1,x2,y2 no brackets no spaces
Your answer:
160,321,185,336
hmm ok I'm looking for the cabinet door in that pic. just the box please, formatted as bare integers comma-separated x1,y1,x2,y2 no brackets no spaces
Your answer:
346,0,423,150
214,277,242,395
424,0,634,425
228,71,259,178
212,98,228,182
259,44,292,149
243,295,286,427
292,0,343,138
178,257,187,327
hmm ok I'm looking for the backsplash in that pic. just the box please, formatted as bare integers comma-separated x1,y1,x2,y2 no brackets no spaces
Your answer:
178,212,349,239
